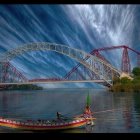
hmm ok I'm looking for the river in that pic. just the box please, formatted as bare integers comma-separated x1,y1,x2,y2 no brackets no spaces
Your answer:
0,88,140,133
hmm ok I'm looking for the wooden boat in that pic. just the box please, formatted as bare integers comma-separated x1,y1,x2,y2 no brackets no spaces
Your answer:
0,94,96,131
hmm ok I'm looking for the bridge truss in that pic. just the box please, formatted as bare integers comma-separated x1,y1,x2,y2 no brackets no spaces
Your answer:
0,42,121,87
64,45,140,82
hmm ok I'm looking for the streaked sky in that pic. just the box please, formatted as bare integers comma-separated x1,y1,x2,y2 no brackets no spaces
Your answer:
0,4,140,88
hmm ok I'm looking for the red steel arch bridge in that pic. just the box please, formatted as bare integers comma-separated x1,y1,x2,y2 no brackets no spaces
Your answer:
0,42,139,88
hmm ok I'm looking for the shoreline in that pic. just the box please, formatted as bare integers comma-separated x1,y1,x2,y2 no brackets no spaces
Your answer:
109,83,140,93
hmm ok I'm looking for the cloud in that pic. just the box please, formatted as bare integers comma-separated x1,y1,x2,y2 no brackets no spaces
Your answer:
0,5,138,88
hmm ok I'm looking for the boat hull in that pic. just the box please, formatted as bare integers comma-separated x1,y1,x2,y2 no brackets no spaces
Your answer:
0,118,88,131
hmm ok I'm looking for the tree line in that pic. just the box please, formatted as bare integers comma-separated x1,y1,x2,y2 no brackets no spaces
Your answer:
6,84,43,90
110,67,140,92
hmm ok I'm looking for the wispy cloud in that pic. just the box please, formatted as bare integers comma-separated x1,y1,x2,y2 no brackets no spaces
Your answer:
0,5,138,87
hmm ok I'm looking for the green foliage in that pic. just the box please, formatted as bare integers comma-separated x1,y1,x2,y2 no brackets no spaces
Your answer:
132,76,140,84
120,77,131,84
110,83,133,92
111,67,140,93
132,67,140,77
7,84,43,90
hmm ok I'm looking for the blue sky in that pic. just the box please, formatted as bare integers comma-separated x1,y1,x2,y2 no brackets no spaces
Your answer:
0,5,140,88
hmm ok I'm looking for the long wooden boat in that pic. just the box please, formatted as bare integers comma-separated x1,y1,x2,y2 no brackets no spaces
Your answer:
0,94,95,131
0,117,94,131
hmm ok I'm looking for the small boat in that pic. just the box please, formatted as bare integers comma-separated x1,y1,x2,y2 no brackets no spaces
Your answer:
0,94,96,131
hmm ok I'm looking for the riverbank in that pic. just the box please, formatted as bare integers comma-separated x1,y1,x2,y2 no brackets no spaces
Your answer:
110,67,140,93
109,83,140,92
0,84,43,90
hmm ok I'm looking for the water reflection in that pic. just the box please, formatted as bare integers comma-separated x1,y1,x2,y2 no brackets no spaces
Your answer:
0,89,140,133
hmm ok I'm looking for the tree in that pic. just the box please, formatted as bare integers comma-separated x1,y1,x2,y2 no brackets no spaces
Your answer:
120,77,131,84
132,67,140,77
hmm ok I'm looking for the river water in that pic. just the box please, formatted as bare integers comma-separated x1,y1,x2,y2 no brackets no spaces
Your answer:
0,88,140,133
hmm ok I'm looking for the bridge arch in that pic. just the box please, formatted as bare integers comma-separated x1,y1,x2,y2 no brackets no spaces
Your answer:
0,42,121,86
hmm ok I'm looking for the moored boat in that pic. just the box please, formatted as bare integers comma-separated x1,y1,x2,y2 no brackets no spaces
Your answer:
0,117,91,131
0,94,95,131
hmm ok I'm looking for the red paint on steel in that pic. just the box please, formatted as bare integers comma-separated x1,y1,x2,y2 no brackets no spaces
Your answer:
121,48,131,73
64,45,140,78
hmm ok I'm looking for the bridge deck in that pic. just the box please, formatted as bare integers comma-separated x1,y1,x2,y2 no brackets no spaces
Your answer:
0,80,112,85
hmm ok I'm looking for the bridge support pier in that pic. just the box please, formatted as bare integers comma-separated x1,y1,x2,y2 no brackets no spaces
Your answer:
121,47,131,74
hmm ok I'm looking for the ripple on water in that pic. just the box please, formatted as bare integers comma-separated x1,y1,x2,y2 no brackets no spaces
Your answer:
0,89,140,133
